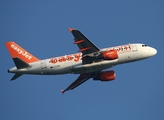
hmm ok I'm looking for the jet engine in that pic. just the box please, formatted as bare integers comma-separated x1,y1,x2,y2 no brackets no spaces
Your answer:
98,50,118,60
93,70,116,81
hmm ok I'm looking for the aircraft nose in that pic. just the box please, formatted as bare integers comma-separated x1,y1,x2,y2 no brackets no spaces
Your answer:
151,48,157,56
149,47,157,56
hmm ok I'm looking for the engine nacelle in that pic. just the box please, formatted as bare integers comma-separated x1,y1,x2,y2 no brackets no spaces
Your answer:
93,70,116,81
100,50,118,60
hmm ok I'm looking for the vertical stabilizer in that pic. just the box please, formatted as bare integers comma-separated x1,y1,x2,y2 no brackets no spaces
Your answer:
5,41,39,63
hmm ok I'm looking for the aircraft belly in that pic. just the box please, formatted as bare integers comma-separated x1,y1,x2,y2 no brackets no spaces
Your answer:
45,61,73,74
71,59,118,74
49,67,72,74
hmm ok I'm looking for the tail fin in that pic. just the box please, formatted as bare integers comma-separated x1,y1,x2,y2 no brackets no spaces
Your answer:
5,41,39,63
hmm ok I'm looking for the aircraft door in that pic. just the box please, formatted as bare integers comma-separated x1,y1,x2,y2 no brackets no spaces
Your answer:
41,60,47,69
132,44,138,52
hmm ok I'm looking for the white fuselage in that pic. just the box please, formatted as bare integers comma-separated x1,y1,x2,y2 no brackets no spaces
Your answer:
8,43,157,75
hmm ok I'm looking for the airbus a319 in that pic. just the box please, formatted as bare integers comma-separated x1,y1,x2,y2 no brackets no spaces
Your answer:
5,28,157,93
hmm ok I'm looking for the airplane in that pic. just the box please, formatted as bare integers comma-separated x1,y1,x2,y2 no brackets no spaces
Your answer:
5,28,157,93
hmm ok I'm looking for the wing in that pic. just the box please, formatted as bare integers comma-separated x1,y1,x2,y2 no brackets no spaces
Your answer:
61,73,94,93
69,28,101,64
63,28,102,93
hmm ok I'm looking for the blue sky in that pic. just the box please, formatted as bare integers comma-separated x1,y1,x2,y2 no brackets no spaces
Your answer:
1,0,164,120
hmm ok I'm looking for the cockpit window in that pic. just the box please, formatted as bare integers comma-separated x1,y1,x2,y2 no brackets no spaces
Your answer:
142,44,147,47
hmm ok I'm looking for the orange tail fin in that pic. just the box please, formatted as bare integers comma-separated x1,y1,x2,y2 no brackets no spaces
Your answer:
5,41,39,63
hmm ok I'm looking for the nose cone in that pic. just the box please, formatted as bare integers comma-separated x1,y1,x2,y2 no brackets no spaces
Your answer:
150,47,157,56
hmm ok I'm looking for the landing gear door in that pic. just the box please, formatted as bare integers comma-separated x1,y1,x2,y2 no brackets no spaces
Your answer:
41,60,47,69
132,44,138,52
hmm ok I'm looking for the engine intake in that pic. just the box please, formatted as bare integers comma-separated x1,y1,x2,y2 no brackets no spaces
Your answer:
93,70,116,81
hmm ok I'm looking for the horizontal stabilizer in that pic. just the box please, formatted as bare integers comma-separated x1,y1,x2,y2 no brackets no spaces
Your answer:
11,73,23,80
13,57,30,69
